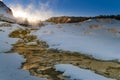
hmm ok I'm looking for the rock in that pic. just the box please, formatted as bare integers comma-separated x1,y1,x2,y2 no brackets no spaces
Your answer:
89,24,102,29
108,28,118,33
46,16,89,23
22,64,39,70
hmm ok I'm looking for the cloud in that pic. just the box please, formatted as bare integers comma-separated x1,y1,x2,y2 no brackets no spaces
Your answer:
9,1,56,22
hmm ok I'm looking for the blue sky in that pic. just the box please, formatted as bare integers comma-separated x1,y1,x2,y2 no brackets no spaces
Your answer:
3,0,120,16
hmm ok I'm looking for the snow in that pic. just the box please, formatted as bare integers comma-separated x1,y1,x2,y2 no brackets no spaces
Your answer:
0,19,119,80
0,21,46,80
0,23,21,52
0,9,15,23
54,64,115,80
0,53,46,80
0,1,14,19
33,19,120,61
26,42,38,46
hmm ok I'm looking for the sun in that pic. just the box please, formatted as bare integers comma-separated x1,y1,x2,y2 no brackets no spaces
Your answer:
13,11,27,19
10,4,54,24
12,9,41,23
10,5,42,24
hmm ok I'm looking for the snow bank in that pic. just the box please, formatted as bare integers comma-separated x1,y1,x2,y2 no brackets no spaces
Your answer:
26,42,38,46
0,53,46,80
0,22,22,52
54,64,114,80
33,19,120,61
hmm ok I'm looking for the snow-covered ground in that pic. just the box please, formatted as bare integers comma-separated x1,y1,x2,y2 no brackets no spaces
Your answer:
0,22,23,52
0,19,119,80
0,22,46,80
0,53,46,80
54,64,114,80
33,19,120,61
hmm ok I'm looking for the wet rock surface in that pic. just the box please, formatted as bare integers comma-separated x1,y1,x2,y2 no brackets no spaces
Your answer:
10,29,120,80
46,16,89,23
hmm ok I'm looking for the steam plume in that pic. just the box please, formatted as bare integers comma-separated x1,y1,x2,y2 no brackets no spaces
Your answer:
9,1,55,22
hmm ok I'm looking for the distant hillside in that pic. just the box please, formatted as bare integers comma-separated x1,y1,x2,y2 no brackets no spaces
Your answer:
0,1,15,23
93,15,120,20
46,16,89,23
46,15,120,23
0,1,13,15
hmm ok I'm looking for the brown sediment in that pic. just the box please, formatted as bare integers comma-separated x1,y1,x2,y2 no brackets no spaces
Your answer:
10,29,120,80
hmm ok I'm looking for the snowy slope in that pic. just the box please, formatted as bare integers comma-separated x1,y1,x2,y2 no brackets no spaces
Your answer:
54,64,114,80
0,22,21,52
33,19,120,61
0,1,15,22
0,1,12,16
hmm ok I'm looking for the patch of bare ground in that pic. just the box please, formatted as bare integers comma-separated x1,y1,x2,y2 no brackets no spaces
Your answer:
89,24,103,29
96,19,113,24
0,22,12,27
108,28,118,33
10,29,120,80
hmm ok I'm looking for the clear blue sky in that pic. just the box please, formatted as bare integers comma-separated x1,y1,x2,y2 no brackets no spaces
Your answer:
3,0,120,16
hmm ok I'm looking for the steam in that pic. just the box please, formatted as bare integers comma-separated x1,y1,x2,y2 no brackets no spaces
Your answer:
9,1,55,23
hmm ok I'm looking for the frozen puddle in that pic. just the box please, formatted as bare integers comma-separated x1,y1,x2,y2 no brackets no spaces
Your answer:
0,53,46,80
